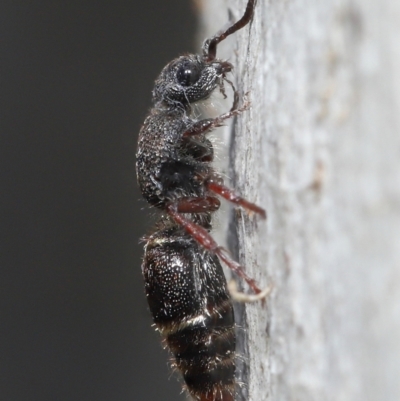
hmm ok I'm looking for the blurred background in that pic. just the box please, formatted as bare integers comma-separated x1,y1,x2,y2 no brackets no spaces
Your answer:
0,1,197,400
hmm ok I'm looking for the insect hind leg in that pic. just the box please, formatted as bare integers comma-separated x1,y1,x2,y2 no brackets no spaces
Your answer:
166,202,264,296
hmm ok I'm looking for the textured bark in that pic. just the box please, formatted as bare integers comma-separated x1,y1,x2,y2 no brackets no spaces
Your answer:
199,1,400,400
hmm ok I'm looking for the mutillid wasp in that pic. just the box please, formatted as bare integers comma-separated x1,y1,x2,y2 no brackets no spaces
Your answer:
136,1,267,399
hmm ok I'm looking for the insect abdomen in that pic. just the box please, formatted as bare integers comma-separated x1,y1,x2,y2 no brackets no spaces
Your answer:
167,300,235,401
142,226,236,401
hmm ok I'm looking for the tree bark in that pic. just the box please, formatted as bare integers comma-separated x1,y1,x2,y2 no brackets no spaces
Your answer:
199,1,400,400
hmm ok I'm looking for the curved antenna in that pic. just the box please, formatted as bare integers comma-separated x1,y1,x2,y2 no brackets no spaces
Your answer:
202,0,256,61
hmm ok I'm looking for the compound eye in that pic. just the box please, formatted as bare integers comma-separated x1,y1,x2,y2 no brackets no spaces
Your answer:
176,63,201,87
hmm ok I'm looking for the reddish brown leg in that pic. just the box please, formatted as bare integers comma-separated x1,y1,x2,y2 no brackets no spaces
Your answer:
183,99,249,138
166,202,262,295
174,196,220,213
206,179,266,219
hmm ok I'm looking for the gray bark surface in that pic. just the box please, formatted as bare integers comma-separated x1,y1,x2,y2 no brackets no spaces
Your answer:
199,1,400,400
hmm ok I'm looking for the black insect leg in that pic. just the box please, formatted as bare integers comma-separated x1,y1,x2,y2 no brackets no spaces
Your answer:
166,201,263,295
224,77,240,111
